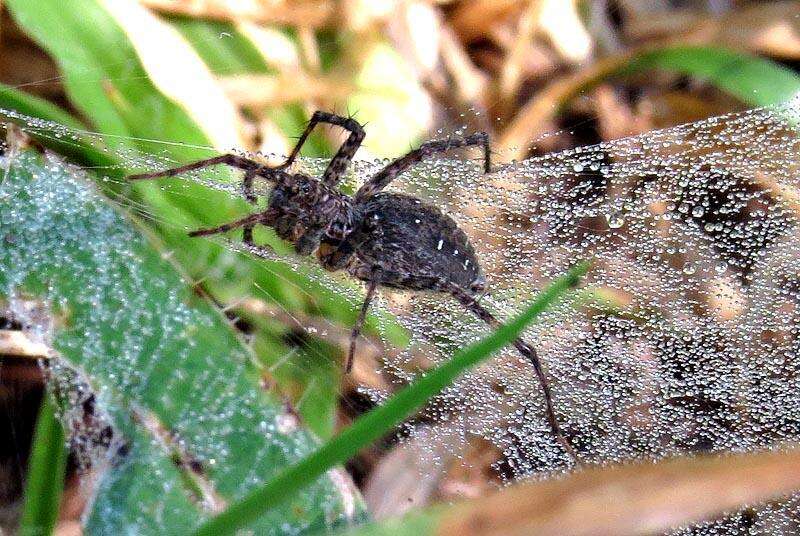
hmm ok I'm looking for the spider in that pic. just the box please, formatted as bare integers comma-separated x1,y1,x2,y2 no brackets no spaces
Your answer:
129,111,577,459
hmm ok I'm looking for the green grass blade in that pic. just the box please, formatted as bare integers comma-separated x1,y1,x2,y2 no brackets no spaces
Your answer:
194,261,590,536
623,45,800,107
18,395,68,536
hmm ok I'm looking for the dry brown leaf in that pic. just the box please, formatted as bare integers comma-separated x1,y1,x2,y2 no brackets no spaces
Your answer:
438,437,504,502
537,0,592,63
496,1,800,161
438,25,489,106
636,91,741,131
138,0,335,28
340,0,399,32
0,12,62,101
363,426,458,519
707,276,746,322
753,170,800,219
385,0,442,79
0,290,53,360
449,0,524,42
297,26,321,73
592,83,652,140
438,447,800,536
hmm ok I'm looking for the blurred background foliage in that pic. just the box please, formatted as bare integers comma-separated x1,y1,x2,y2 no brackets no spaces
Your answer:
2,0,800,532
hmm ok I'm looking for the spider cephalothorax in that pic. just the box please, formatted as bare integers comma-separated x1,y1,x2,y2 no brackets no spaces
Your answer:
129,111,578,460
265,172,354,255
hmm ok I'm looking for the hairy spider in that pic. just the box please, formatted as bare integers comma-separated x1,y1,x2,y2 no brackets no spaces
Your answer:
129,111,577,459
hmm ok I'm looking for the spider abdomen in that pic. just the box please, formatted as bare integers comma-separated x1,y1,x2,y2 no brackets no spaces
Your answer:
352,193,484,292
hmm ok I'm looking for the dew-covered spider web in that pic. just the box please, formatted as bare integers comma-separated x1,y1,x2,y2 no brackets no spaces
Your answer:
4,97,800,534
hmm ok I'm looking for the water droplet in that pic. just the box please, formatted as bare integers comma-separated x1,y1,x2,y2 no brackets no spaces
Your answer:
606,213,625,229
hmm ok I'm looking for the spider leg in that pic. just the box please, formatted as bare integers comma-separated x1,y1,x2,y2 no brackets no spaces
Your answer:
449,285,580,463
284,111,365,187
347,276,379,372
129,154,268,182
295,225,327,256
242,169,258,245
355,132,491,201
132,157,279,247
188,210,276,238
242,169,258,203
241,210,280,259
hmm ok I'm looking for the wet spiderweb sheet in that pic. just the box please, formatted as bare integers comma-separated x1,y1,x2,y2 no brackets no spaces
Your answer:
4,98,800,534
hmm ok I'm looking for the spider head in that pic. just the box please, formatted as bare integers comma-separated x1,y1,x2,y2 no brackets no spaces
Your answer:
269,173,325,212
267,172,352,254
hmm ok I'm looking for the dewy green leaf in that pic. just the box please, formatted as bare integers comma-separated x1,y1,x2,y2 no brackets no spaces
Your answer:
18,396,68,536
194,261,589,536
0,135,363,533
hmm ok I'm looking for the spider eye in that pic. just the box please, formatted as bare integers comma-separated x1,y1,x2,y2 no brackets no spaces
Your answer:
330,220,348,236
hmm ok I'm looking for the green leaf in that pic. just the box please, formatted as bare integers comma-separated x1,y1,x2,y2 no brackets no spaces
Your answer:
194,261,589,536
0,135,363,533
168,17,272,75
3,0,400,332
167,16,332,157
622,45,800,107
5,0,212,156
18,396,68,536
